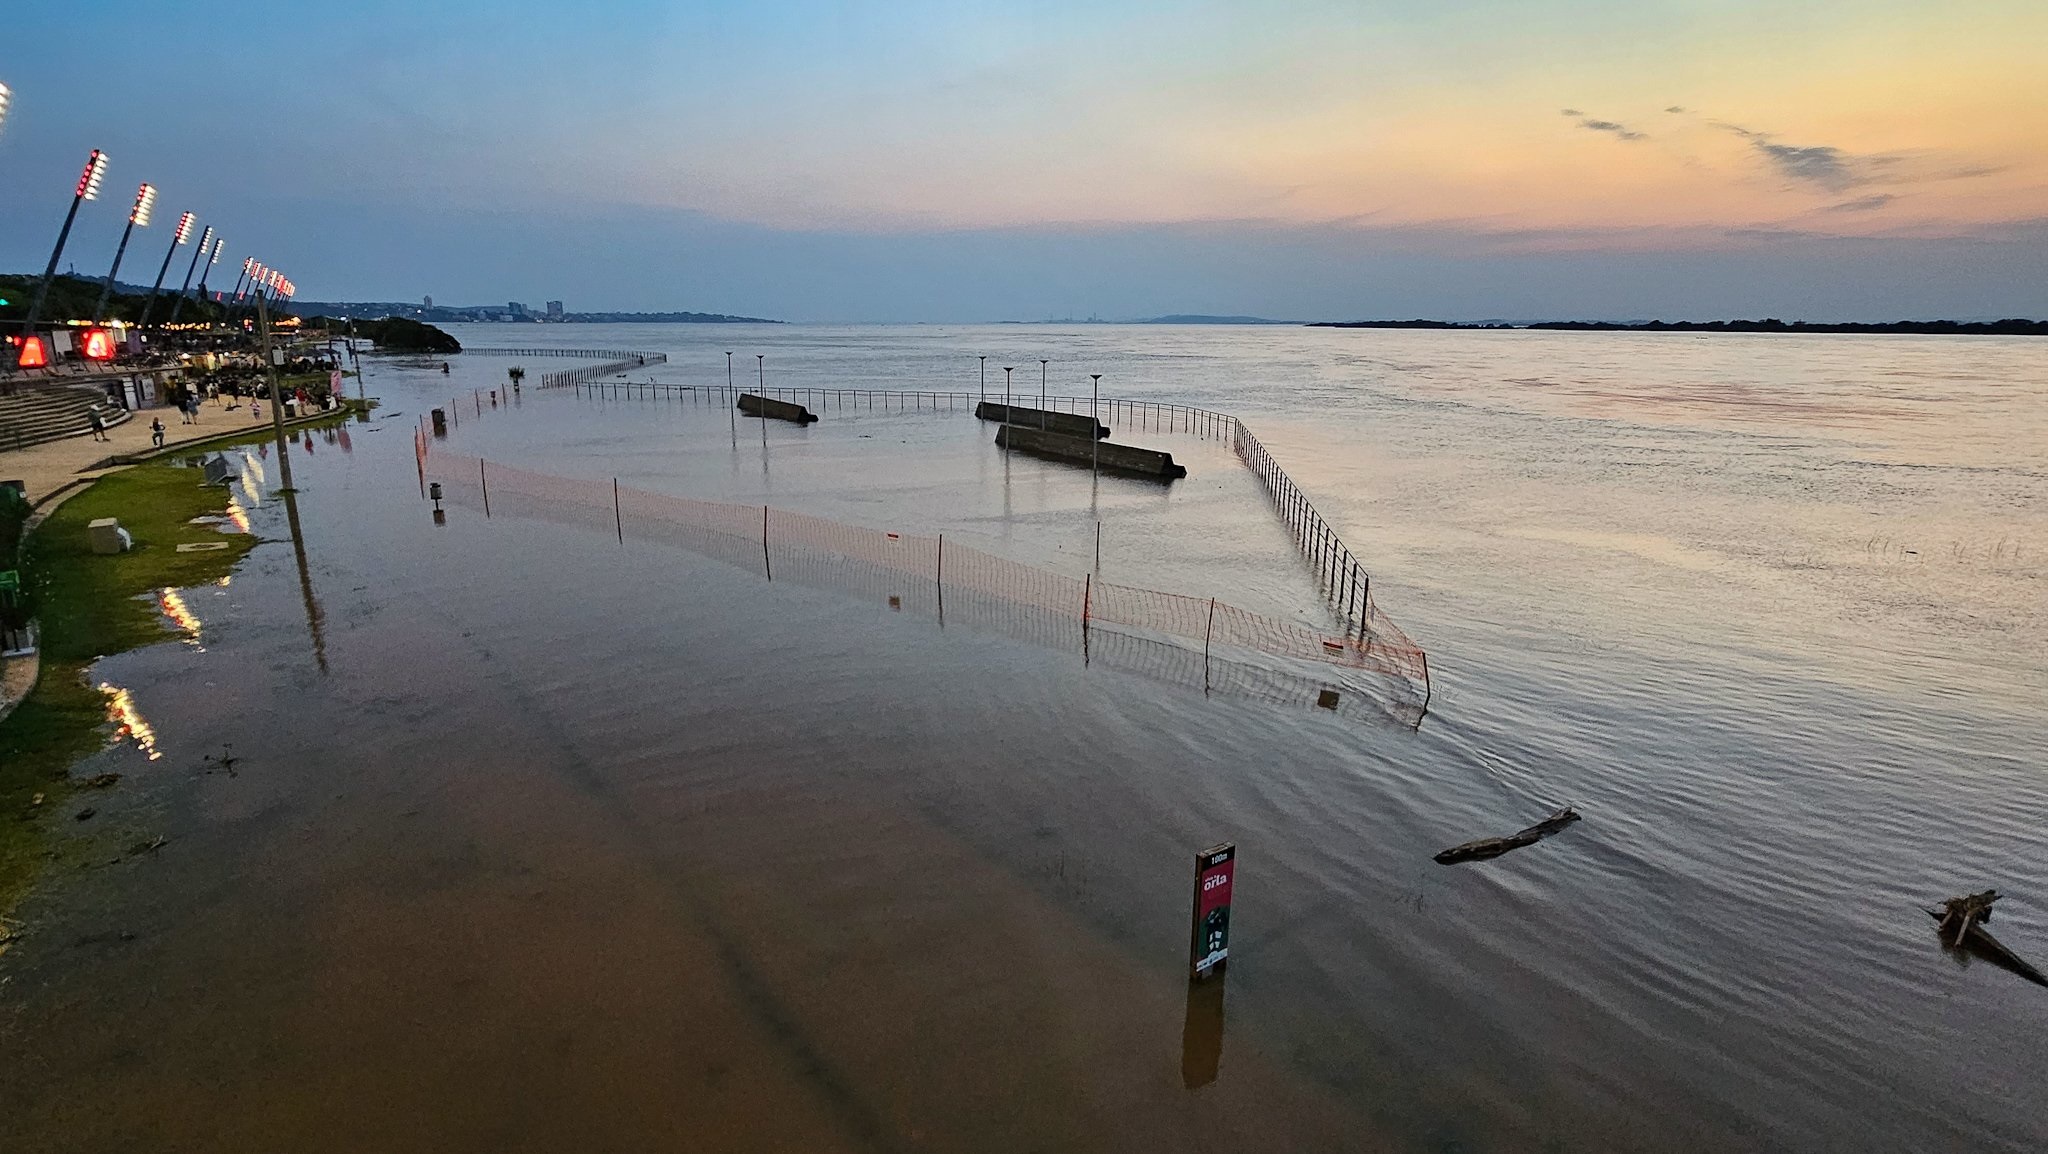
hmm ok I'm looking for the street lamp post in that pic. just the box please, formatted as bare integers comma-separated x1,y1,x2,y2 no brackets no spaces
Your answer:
726,351,736,447
19,149,108,344
138,212,196,329
979,355,986,407
1039,358,1048,428
757,354,768,451
166,225,212,327
93,182,156,323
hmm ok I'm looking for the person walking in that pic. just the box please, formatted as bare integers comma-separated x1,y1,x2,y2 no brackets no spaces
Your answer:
178,392,192,424
186,394,200,425
150,416,166,449
88,409,109,442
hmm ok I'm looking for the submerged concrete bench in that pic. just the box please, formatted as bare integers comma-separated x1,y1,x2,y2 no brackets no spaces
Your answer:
737,393,819,424
995,425,1186,480
973,402,1108,440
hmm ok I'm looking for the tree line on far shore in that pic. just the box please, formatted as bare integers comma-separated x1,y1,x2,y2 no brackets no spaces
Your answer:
304,315,462,353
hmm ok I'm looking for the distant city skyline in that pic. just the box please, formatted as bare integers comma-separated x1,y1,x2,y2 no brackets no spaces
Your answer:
2,1,2043,322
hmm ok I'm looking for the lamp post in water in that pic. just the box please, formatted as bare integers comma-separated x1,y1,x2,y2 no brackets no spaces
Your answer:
138,212,197,329
726,351,736,447
93,182,156,323
1039,358,1048,429
978,355,986,407
19,148,108,350
757,354,768,452
1091,374,1101,480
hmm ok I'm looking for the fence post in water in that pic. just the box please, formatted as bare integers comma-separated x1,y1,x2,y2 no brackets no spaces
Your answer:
613,478,623,543
1203,597,1217,693
1358,574,1371,640
1082,572,1091,664
480,458,490,517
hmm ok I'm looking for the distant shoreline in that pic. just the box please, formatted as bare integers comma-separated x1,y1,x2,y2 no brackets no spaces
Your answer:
1310,318,2048,336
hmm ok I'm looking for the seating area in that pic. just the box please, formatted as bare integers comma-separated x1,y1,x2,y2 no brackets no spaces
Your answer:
0,383,132,453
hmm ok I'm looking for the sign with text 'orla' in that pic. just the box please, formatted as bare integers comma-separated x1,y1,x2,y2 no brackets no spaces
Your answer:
1189,843,1235,978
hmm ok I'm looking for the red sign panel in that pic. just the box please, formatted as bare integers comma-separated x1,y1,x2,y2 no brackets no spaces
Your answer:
79,328,116,361
15,335,48,369
1190,843,1235,977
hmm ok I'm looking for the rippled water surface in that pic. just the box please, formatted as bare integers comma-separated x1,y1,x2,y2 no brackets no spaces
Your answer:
3,324,2043,1152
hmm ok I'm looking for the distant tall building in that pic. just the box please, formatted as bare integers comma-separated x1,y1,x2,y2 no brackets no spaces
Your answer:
508,301,528,319
545,300,563,320
423,294,433,308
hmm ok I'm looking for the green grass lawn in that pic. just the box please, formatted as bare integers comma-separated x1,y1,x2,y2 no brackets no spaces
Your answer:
0,462,258,923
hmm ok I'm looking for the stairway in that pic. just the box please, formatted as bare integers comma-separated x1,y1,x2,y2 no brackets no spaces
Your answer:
0,384,134,453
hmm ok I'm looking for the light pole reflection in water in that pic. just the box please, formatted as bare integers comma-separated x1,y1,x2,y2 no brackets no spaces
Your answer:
279,488,328,673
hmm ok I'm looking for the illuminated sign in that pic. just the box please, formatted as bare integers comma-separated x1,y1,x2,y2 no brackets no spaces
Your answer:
15,336,48,369
1189,843,1235,977
79,329,117,361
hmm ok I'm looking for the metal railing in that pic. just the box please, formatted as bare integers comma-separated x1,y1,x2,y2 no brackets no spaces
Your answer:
462,346,665,360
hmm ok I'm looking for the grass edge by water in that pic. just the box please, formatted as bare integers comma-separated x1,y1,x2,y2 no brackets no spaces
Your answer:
0,461,260,929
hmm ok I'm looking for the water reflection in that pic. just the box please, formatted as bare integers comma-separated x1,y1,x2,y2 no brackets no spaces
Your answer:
1180,974,1228,1090
223,496,253,535
280,489,328,674
98,682,161,760
157,587,203,648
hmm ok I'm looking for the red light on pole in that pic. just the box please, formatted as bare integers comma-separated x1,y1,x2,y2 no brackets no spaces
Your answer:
16,335,49,369
76,149,109,200
80,329,117,361
130,182,157,226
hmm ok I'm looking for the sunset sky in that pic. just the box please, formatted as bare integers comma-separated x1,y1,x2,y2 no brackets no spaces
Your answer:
3,1,2043,320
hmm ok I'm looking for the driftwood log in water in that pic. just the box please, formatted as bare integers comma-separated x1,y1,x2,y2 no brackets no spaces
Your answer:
1434,807,1581,865
1929,891,2047,987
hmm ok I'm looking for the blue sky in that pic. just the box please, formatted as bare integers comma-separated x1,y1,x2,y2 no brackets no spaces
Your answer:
3,1,2043,320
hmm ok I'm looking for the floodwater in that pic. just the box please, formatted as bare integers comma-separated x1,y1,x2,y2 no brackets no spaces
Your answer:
2,324,2044,1152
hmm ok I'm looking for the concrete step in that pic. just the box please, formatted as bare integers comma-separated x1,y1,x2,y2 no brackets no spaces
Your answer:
0,385,137,452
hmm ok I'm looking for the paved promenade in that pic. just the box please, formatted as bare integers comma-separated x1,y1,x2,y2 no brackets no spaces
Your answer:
1,396,280,505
